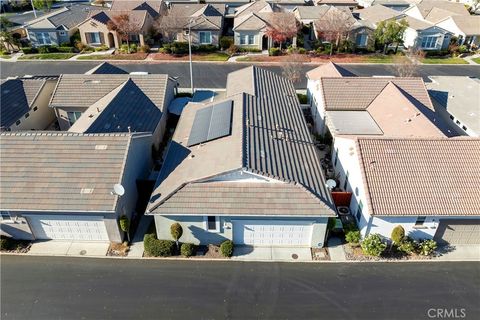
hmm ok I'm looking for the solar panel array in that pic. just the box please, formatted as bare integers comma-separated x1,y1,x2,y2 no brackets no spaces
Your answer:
187,100,233,147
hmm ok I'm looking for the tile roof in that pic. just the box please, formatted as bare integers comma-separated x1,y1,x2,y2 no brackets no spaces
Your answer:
84,62,129,75
354,4,401,24
110,0,163,17
50,74,170,109
0,78,46,129
450,15,480,36
316,0,357,5
234,0,273,18
68,79,164,134
148,66,335,216
356,137,480,216
159,4,225,30
27,4,94,29
306,62,356,80
0,132,142,212
415,0,470,19
319,77,434,111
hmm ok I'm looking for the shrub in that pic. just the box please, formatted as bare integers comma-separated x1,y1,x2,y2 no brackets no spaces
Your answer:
344,221,359,234
361,234,387,257
0,236,12,250
170,42,189,54
327,217,337,231
391,225,405,244
57,46,75,53
297,47,306,54
417,239,437,256
159,47,169,54
220,240,234,257
143,233,175,257
129,43,137,53
95,44,109,52
70,30,81,46
180,243,196,257
397,237,416,255
269,47,281,56
75,41,87,51
297,93,307,104
138,44,150,53
196,44,217,52
22,47,37,54
238,47,262,53
458,45,468,54
120,44,130,53
170,223,183,242
226,44,238,56
119,215,130,242
219,36,233,50
38,46,55,53
345,230,361,245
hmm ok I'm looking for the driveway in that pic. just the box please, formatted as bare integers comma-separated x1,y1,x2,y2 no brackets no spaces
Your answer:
28,240,109,257
232,246,311,261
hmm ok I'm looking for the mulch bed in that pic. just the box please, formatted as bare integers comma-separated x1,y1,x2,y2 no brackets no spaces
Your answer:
239,53,387,63
196,244,226,259
312,247,330,261
344,244,432,261
107,242,130,257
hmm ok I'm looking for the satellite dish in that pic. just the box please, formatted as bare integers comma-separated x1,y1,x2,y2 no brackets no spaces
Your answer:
112,184,125,196
326,179,337,189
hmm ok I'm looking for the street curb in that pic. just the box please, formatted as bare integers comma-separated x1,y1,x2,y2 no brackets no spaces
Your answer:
2,252,478,263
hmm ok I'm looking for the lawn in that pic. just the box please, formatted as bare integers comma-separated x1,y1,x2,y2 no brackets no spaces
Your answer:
151,52,230,61
18,53,76,60
472,57,480,64
76,53,147,60
361,55,396,63
0,54,12,59
421,57,468,64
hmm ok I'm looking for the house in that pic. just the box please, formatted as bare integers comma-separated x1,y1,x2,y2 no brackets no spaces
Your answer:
0,76,58,132
426,76,480,137
357,0,411,11
403,0,470,22
315,0,358,10
146,66,336,248
436,15,480,47
354,4,452,51
77,0,163,49
338,137,480,245
0,132,153,243
157,3,225,46
49,74,177,147
233,1,297,50
25,4,93,47
297,5,375,49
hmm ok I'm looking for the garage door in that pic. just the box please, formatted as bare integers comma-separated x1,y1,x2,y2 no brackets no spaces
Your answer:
233,220,313,246
27,215,109,241
433,219,480,245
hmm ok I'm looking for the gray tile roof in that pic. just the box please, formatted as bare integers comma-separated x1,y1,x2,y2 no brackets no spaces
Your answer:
50,74,170,110
84,62,128,75
48,4,93,29
159,4,225,30
0,78,46,129
0,132,140,213
356,137,480,216
354,4,401,24
148,67,335,217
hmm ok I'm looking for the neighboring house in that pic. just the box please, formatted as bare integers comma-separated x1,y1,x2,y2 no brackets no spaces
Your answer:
0,76,58,132
146,66,336,248
403,0,470,21
233,1,297,50
25,4,93,47
315,0,358,10
78,0,163,49
357,0,411,11
157,3,225,46
436,15,480,46
49,74,176,147
354,4,452,51
0,132,153,243
427,76,480,137
297,5,375,49
84,62,129,74
337,137,480,245
268,0,312,11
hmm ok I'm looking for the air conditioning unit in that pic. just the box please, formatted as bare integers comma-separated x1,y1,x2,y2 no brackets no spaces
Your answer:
337,206,351,216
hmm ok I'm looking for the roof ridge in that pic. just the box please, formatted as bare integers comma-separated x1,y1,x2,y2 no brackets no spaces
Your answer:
0,131,134,137
354,138,376,216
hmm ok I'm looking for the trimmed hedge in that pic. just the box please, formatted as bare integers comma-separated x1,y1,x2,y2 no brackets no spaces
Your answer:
180,243,196,257
22,47,37,54
269,47,281,56
220,240,234,257
143,234,175,257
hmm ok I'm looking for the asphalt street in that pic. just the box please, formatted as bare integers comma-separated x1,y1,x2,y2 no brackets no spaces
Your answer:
1,256,479,320
1,61,480,89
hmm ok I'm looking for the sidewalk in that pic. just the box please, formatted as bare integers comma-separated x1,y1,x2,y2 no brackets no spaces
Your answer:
463,54,480,65
327,237,347,262
68,48,115,60
128,215,153,258
28,240,109,257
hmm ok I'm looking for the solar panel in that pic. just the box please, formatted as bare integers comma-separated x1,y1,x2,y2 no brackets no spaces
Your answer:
187,100,233,147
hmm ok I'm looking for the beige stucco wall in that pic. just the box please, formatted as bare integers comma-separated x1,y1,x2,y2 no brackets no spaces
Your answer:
79,19,120,48
54,106,88,131
234,31,265,50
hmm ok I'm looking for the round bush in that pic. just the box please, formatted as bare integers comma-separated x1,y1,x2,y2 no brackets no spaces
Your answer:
143,234,175,257
269,47,281,56
417,239,437,256
397,237,416,255
220,240,234,257
361,234,387,257
391,225,405,244
345,230,361,245
180,243,196,257
219,36,233,50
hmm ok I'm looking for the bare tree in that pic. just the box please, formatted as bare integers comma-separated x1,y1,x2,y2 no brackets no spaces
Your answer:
281,53,309,83
391,49,425,77
154,14,184,43
107,13,140,53
265,13,298,50
314,8,354,55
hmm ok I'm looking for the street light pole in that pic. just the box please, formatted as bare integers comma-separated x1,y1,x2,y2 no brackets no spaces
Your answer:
30,0,37,18
188,18,194,95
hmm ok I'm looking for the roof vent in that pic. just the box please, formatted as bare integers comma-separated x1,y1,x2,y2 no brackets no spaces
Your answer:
84,80,100,84
81,188,94,194
95,144,108,150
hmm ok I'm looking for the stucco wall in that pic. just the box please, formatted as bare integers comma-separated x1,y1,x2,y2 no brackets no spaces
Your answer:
54,106,87,131
0,215,34,240
306,78,326,135
234,31,264,50
154,215,329,247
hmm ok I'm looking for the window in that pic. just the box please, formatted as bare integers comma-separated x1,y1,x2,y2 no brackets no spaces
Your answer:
25,112,30,118
67,111,82,126
15,120,21,126
0,211,12,222
240,34,254,45
421,36,438,49
356,201,363,222
462,125,467,131
343,171,349,191
334,148,339,166
33,106,38,111
35,32,52,45
199,31,212,44
415,216,427,227
204,216,220,232
86,32,101,44
356,34,368,47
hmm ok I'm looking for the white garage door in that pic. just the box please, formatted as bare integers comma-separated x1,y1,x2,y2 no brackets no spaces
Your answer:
27,215,109,241
233,220,313,246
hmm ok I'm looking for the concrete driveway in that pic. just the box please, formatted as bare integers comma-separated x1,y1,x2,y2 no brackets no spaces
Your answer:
232,246,312,262
435,245,480,261
28,240,109,257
